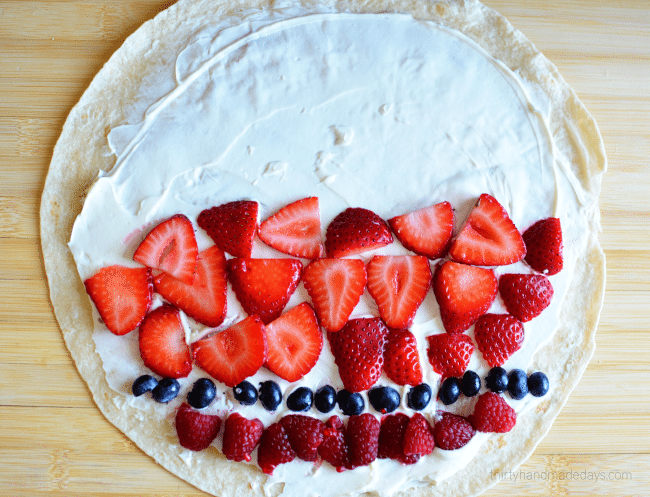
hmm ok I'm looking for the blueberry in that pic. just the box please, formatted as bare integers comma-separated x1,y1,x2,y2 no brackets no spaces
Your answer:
528,372,549,397
507,369,529,400
259,381,282,411
286,387,313,412
132,374,158,397
233,381,258,406
460,370,481,397
151,378,180,403
368,386,400,414
337,389,365,416
485,367,508,393
439,377,461,405
406,383,432,411
314,385,337,413
187,378,217,409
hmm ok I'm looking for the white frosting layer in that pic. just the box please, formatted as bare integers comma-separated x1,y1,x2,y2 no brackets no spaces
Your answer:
68,8,590,497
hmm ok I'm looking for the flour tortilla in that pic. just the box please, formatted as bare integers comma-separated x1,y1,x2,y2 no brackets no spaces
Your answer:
40,0,606,496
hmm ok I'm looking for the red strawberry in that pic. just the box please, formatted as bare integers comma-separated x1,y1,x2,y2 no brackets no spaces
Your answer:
388,201,454,259
302,258,367,332
222,412,264,462
426,333,474,378
258,197,324,259
133,214,198,284
280,414,325,462
366,255,432,329
84,265,153,336
383,328,423,386
227,257,302,324
153,245,227,327
197,200,258,258
473,313,524,367
449,194,525,266
139,304,192,378
432,261,498,334
328,318,387,392
325,207,393,258
468,392,517,433
192,315,267,387
318,416,350,472
257,422,296,475
175,402,222,451
499,273,554,322
346,413,380,468
523,217,563,275
403,413,435,456
433,411,475,450
265,303,323,382
377,413,419,464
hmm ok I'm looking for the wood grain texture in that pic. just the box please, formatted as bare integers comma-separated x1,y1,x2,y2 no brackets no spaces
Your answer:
1,0,648,495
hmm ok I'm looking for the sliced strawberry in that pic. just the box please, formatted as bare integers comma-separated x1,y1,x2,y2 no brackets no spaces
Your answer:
84,265,153,336
302,258,367,332
499,273,554,322
383,328,423,386
318,416,350,472
325,207,393,258
197,200,258,258
473,313,524,367
139,304,192,378
175,402,222,451
403,413,435,456
257,422,296,475
346,413,380,468
227,257,303,324
433,411,475,450
378,413,419,464
388,201,454,259
426,333,474,378
449,194,525,266
523,217,563,275
265,303,323,382
258,197,324,259
133,214,198,284
192,315,267,387
222,412,264,462
328,318,387,393
432,261,498,334
366,255,432,329
468,392,516,433
153,245,227,327
280,414,325,462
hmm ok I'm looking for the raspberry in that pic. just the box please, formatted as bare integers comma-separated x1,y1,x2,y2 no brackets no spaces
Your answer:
257,422,296,475
433,412,475,450
174,403,222,452
280,414,325,462
403,413,435,456
468,392,517,433
221,412,263,462
346,413,380,467
318,416,350,472
378,413,419,464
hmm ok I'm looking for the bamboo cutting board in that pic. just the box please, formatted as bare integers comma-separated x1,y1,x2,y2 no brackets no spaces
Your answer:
1,0,649,496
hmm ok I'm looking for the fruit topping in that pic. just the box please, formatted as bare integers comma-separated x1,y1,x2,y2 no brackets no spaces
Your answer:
438,377,461,406
259,381,283,411
368,386,401,414
499,273,554,322
485,367,508,394
388,201,454,259
264,303,322,382
233,380,258,406
84,265,153,336
197,200,258,258
192,315,267,387
318,416,350,472
153,245,228,327
187,378,217,409
328,318,388,392
315,385,337,414
151,377,181,403
460,370,481,397
222,412,264,462
433,412,475,450
302,258,367,333
132,374,158,397
325,207,393,258
506,369,529,400
175,402,222,451
133,214,198,284
474,314,525,367
337,390,365,416
432,261,498,334
366,255,432,329
523,217,563,275
377,413,419,464
286,386,314,412
258,196,324,259
227,257,302,324
257,422,296,475
426,333,474,378
346,413,380,468
138,305,192,379
280,414,325,462
468,392,516,433
403,413,435,456
528,371,550,397
407,383,432,411
383,328,423,386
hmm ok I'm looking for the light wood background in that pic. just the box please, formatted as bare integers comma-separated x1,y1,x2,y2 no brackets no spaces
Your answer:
1,0,648,496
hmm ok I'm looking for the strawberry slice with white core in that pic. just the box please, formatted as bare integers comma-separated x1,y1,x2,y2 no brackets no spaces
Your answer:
133,214,198,284
192,315,267,387
258,197,324,259
154,245,228,327
139,304,192,378
265,303,323,382
366,255,432,329
449,194,525,266
197,200,258,258
388,201,454,259
84,265,153,336
302,258,367,332
325,207,393,258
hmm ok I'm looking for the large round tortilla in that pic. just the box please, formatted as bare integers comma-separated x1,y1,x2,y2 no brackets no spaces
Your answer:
40,0,606,496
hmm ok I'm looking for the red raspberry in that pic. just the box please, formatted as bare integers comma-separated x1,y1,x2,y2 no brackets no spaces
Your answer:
433,411,475,450
346,413,380,468
378,413,419,464
221,412,263,462
468,392,517,433
280,414,325,462
174,403,222,452
403,413,435,456
257,422,296,475
318,416,350,472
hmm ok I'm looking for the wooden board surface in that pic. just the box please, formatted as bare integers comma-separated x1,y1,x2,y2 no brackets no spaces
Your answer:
1,0,649,495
